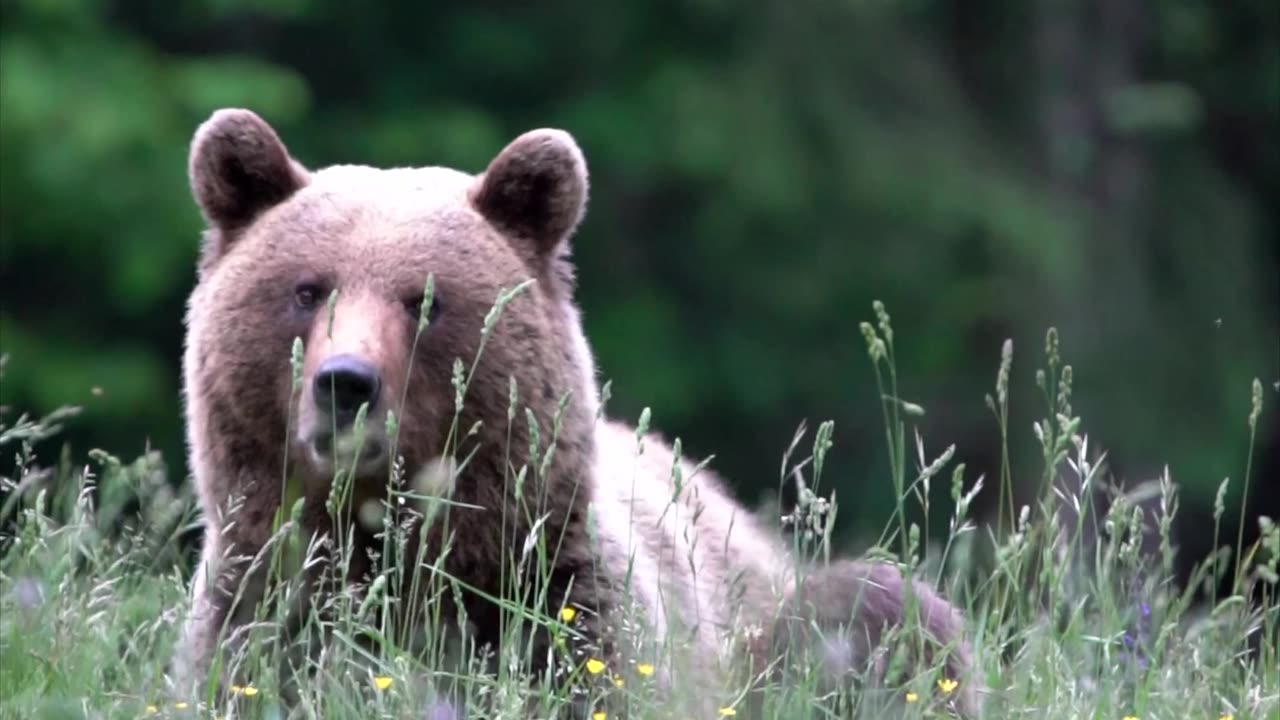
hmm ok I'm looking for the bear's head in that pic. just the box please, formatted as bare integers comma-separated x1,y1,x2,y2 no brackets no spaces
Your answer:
183,108,600,519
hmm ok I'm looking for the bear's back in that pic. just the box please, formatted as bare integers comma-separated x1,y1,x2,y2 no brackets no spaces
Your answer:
589,420,791,675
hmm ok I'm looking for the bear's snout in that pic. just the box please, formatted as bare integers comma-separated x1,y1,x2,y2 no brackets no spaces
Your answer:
302,353,392,475
314,354,383,423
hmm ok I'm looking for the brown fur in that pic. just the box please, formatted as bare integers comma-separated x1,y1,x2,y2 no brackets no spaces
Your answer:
769,561,981,715
171,108,981,717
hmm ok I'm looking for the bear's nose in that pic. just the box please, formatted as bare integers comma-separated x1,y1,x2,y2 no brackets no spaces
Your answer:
313,354,382,424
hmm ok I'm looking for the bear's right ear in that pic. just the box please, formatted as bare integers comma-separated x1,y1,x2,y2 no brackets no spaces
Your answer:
188,108,308,236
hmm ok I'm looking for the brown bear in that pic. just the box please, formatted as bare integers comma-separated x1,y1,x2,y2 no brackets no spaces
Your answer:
171,108,980,717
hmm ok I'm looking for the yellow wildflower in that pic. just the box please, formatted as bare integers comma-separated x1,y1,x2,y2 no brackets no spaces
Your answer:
373,675,394,691
636,663,655,677
230,684,258,696
586,658,607,674
592,713,606,720
613,677,624,688
1219,715,1234,720
718,708,737,717
905,691,919,703
1122,716,1138,720
174,702,189,709
937,678,958,694
560,607,578,623
145,706,158,716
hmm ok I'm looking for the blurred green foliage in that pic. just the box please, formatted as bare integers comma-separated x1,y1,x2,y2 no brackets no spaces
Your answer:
1,0,1275,545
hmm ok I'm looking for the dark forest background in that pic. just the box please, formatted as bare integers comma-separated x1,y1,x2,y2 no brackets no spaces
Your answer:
1,0,1277,572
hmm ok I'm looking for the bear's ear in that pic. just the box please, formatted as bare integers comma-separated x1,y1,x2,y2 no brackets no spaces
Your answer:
188,108,308,234
470,129,588,260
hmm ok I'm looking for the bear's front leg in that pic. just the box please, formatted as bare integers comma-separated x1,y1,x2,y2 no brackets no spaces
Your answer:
171,510,277,702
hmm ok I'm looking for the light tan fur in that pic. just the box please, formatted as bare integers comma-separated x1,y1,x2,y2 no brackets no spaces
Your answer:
171,108,980,718
588,421,793,701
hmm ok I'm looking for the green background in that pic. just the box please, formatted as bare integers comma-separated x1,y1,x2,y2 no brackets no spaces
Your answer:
1,0,1276,550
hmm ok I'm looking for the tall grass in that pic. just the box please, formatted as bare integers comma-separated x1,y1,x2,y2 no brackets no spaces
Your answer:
0,301,1276,720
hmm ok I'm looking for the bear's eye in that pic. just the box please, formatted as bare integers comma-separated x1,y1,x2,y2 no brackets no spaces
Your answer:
403,294,442,324
294,283,324,311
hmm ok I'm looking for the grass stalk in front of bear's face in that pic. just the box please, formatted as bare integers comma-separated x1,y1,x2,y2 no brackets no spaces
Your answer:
389,280,535,630
386,273,435,472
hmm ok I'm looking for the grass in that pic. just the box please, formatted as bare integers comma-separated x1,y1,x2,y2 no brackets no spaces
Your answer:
0,302,1276,720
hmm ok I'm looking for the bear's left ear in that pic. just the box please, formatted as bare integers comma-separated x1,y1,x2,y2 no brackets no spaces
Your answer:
470,129,588,260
